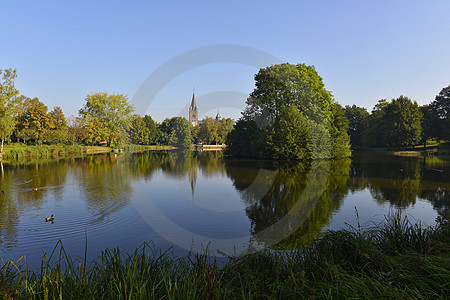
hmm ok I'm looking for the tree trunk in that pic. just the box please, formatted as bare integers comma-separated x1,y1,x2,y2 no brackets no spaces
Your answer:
1,138,3,153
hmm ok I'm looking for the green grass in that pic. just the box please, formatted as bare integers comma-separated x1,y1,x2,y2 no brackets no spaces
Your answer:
1,212,449,299
1,145,90,159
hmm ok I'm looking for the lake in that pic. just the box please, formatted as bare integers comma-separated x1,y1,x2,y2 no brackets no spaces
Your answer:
0,151,448,266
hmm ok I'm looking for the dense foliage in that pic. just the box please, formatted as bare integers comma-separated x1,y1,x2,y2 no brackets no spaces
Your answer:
197,116,234,145
431,85,450,141
344,104,370,148
227,63,351,159
0,69,19,152
78,92,135,147
363,96,423,148
0,68,448,153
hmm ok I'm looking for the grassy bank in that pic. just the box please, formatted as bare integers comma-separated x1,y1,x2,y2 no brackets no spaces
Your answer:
354,141,450,157
0,145,180,160
0,144,181,160
1,212,448,299
0,145,112,160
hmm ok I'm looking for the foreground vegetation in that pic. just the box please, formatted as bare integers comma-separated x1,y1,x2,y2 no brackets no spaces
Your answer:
1,212,448,299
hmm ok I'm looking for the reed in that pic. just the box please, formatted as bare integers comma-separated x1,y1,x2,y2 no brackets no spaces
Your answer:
1,212,448,299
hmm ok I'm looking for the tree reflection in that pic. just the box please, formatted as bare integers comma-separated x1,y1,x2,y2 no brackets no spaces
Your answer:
348,154,450,212
0,151,448,255
75,154,132,223
0,162,19,248
225,158,351,248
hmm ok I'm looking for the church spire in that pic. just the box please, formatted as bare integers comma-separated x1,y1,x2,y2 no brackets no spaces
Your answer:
190,88,197,109
189,88,198,126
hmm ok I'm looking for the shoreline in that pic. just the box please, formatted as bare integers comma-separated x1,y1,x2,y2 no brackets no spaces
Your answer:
1,212,448,298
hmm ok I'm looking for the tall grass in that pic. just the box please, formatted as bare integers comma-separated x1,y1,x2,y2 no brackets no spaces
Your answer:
1,212,448,299
2,145,88,159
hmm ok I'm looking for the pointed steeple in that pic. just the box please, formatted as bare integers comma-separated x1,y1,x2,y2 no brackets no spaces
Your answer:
215,110,221,121
190,89,197,109
189,88,199,126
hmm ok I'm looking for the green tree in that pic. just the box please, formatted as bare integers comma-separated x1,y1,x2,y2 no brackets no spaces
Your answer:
0,68,19,152
49,106,67,130
158,118,174,145
364,97,422,148
198,117,219,144
228,63,350,159
47,106,68,144
245,63,320,124
344,105,369,148
225,117,259,158
271,105,312,160
363,99,389,147
143,115,160,144
158,117,192,148
128,114,150,145
78,92,134,147
15,97,52,144
383,96,422,147
67,116,87,145
218,118,234,144
430,85,450,141
168,117,192,148
420,105,439,147
329,102,352,157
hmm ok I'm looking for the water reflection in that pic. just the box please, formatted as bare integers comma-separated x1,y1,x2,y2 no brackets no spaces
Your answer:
348,154,450,212
0,151,448,260
226,159,351,248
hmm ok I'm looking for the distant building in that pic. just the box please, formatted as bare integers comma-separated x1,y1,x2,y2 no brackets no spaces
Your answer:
189,91,198,126
189,91,224,126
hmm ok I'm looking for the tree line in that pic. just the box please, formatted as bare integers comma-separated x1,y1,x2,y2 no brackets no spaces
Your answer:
0,69,234,152
2,66,448,156
344,86,449,148
226,63,449,158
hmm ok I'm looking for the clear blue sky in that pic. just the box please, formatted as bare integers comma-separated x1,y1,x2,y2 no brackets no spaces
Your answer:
2,0,449,122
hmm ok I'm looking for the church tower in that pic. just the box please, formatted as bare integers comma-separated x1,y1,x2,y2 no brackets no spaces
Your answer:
189,90,198,126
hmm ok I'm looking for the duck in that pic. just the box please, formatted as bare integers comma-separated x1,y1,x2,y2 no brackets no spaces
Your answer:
45,214,54,222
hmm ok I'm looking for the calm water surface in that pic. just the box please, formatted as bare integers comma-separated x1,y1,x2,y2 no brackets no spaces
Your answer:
0,151,448,266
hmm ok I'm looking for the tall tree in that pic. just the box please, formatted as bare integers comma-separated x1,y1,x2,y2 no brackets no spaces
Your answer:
49,106,67,130
364,97,422,148
48,106,68,144
271,105,312,160
143,115,160,144
78,92,134,147
229,63,350,159
420,105,439,147
344,105,369,148
430,84,450,141
168,117,192,148
218,118,234,144
15,97,52,144
362,99,389,147
67,116,87,146
383,96,422,147
330,102,352,157
198,117,219,144
245,63,321,124
226,117,259,158
128,114,150,145
0,69,19,152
